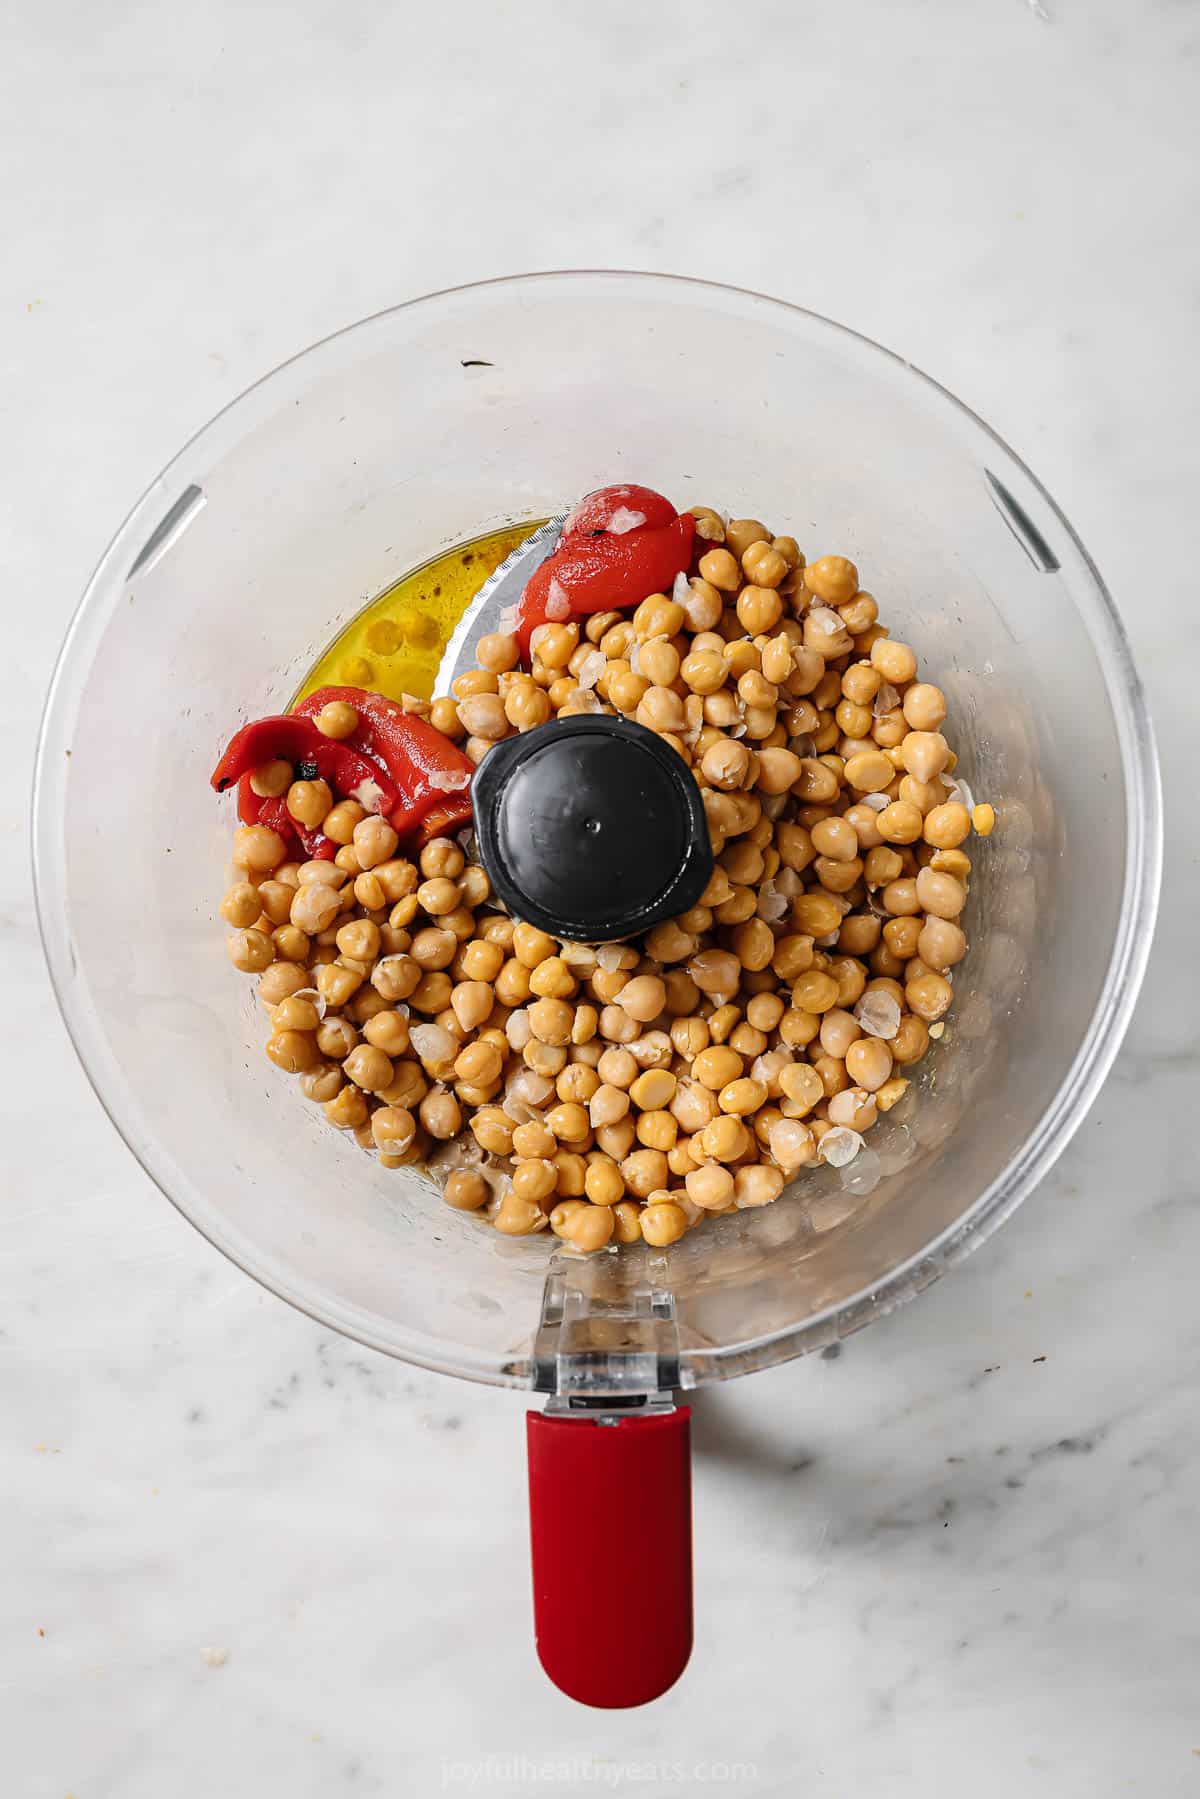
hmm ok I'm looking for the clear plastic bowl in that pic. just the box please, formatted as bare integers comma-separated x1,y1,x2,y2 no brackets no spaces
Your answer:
33,272,1161,1388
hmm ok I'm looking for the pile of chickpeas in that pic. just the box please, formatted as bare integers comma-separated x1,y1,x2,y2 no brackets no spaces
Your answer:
220,508,994,1253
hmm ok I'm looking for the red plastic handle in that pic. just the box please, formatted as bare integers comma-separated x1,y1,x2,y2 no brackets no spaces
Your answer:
527,1407,692,1708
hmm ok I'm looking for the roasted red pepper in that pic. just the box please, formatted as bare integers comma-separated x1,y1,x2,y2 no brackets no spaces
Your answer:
293,687,475,845
212,714,399,816
559,483,678,544
514,488,694,660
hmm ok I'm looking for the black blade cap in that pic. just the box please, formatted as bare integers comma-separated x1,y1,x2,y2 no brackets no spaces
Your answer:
471,716,714,944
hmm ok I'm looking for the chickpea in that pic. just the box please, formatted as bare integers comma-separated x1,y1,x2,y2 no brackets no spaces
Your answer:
265,1028,320,1074
364,1010,411,1057
352,871,386,911
310,700,358,741
913,867,965,920
429,696,464,738
918,916,967,970
289,885,343,939
353,817,400,869
227,928,274,973
810,815,858,862
870,637,918,685
641,1202,687,1246
220,881,262,928
587,1083,629,1129
231,824,287,875
899,682,946,731
506,923,552,970
378,1060,427,1109
755,746,802,795
458,938,502,984
620,1149,670,1199
882,914,920,960
560,1203,615,1252
599,1200,638,1244
671,1079,718,1134
741,541,788,588
736,586,783,635
443,1169,490,1211
838,914,881,957
789,969,839,1015
456,692,510,741
732,1165,784,1209
803,555,858,606
409,927,457,972
492,1193,546,1235
845,1036,893,1091
718,1077,767,1116
334,918,380,964
685,1165,735,1210
687,948,739,998
876,800,924,846
526,997,572,1047
450,981,493,1033
375,859,418,904
526,957,573,1002
364,1105,413,1153
608,668,650,713
371,954,421,1002
466,1107,514,1157
611,975,663,1023
889,1013,928,1065
638,638,680,687
899,731,951,785
343,1044,394,1092
793,759,839,804
693,1045,744,1091
596,1116,637,1160
300,1062,344,1104
707,1003,740,1045
316,1016,358,1061
698,547,740,591
681,649,729,695
792,893,844,938
922,801,971,851
597,1004,637,1044
635,686,686,735
585,1157,626,1206
728,918,773,972
450,1039,501,1087
905,970,954,1022
273,994,322,1034
596,1046,638,1089
283,780,330,832
245,758,293,802
324,1086,369,1130
818,1008,861,1060
716,519,765,560
472,629,519,674
696,1115,750,1163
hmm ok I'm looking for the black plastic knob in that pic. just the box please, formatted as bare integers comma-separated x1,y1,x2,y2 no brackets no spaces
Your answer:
471,716,713,944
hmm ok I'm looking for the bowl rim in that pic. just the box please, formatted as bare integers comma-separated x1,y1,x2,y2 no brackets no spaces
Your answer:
32,268,1163,1387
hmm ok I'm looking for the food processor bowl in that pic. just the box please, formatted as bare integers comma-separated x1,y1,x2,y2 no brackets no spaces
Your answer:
34,272,1161,1702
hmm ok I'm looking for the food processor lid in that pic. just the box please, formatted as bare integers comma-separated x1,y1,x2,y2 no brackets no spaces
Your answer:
472,715,713,943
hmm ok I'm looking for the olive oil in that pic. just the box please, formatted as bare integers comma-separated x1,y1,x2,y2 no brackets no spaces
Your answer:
295,521,543,706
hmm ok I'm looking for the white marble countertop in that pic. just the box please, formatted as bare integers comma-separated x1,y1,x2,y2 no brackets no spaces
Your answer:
4,1,1196,1793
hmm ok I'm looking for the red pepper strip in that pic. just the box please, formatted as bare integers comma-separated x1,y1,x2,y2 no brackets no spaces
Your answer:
293,687,475,847
210,714,398,818
415,796,474,846
559,484,677,545
514,511,694,660
237,772,267,827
